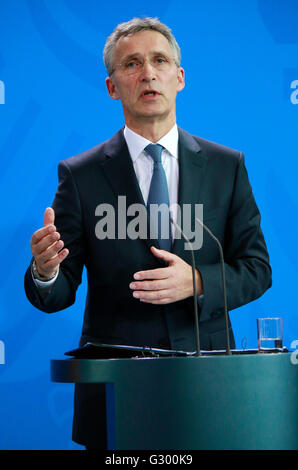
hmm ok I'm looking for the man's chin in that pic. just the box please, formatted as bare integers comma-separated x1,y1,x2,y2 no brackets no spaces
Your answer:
133,107,170,121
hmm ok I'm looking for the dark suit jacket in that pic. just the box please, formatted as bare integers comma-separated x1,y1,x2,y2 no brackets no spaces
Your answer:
24,127,272,446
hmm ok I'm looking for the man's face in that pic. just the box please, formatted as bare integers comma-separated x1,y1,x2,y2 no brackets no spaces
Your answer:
106,30,185,129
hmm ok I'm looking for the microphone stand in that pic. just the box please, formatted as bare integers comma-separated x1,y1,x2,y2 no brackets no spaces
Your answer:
170,218,201,357
195,217,231,355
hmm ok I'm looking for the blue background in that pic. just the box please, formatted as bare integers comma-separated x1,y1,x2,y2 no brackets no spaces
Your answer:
0,0,297,450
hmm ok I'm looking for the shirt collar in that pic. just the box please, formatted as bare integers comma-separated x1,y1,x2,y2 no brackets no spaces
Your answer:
123,124,179,163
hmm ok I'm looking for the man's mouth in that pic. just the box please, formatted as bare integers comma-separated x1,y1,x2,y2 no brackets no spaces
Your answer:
141,90,160,98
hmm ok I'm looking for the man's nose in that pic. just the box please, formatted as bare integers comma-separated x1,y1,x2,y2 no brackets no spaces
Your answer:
139,59,156,81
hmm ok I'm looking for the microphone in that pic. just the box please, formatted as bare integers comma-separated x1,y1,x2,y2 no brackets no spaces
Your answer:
195,216,231,356
170,217,201,357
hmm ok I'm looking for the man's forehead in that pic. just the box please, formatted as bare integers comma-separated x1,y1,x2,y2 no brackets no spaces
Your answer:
114,30,172,59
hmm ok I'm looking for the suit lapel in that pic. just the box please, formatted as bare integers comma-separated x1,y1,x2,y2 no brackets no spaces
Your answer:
99,129,156,252
100,128,145,207
172,128,208,260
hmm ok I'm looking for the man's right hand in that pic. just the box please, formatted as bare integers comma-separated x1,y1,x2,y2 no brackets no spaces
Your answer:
30,207,69,279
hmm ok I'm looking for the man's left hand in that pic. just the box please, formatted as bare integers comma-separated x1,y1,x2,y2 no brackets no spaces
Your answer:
130,246,203,304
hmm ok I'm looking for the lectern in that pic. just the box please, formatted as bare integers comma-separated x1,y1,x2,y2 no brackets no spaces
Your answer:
51,353,298,450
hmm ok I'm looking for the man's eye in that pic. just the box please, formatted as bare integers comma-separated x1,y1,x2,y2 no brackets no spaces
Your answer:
155,57,167,64
125,60,139,68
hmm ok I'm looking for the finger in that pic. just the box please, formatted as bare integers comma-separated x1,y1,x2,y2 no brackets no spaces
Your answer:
130,278,169,291
150,246,177,262
33,231,61,256
37,240,65,264
133,267,170,281
44,207,55,227
139,298,172,305
41,248,69,271
31,224,56,246
133,289,171,303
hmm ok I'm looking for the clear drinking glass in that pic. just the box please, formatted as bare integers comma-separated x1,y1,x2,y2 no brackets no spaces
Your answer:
257,317,283,352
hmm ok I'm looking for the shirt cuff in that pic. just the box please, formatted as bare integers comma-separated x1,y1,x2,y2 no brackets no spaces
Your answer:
31,264,59,291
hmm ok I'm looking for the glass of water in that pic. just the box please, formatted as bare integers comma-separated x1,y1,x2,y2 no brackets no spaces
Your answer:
257,317,283,352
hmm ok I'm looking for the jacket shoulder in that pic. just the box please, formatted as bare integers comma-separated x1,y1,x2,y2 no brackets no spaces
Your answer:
179,127,242,162
197,136,241,159
59,128,125,172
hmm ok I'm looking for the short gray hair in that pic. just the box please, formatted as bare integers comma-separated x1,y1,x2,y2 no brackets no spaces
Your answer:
103,17,181,76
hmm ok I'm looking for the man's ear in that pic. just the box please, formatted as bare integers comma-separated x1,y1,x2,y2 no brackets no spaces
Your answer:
177,67,185,93
106,76,120,100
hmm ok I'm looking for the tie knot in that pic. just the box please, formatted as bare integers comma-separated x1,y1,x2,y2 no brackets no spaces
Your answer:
145,144,164,165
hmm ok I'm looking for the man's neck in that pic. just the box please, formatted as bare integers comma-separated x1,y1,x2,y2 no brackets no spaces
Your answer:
124,116,176,143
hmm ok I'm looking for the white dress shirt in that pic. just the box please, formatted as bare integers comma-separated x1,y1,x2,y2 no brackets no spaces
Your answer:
123,123,179,237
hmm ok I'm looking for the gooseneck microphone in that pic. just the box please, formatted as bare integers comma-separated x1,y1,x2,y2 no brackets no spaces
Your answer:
170,217,201,357
195,216,231,356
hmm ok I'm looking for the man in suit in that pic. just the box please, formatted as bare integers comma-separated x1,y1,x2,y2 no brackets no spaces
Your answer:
24,17,272,449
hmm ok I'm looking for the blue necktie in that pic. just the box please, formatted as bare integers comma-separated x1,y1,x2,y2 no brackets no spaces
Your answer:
146,144,172,251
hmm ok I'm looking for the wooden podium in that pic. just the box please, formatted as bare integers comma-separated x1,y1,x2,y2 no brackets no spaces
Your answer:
51,353,298,450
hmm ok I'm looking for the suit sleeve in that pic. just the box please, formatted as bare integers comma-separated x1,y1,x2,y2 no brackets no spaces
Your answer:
24,161,86,313
198,153,272,323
